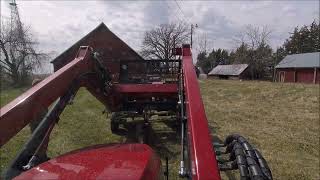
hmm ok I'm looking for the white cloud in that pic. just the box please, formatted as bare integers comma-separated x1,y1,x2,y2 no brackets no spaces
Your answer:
0,0,319,73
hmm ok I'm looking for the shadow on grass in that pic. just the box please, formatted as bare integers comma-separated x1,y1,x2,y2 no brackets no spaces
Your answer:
117,119,181,159
114,117,239,180
209,120,238,180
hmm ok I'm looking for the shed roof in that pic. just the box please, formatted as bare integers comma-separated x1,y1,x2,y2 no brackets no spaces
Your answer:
275,52,320,69
208,64,249,76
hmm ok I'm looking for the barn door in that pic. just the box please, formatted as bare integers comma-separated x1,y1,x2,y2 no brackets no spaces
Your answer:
279,72,285,82
119,63,128,83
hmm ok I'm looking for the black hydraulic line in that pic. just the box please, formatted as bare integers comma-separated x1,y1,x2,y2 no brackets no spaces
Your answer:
226,138,263,180
178,68,187,177
246,156,264,180
229,143,244,161
224,134,240,145
92,52,112,94
218,142,250,180
254,149,273,180
237,136,257,160
165,157,169,180
225,134,256,160
219,134,273,180
233,148,250,180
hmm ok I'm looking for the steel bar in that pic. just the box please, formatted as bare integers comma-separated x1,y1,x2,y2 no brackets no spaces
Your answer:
181,45,221,180
0,47,93,147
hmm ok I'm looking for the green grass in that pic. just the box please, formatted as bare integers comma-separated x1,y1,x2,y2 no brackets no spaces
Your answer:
0,87,30,107
0,80,319,179
200,80,319,180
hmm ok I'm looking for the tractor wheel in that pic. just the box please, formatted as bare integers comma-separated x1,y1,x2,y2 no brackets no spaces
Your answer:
136,123,144,144
136,123,150,144
110,113,120,133
111,121,119,133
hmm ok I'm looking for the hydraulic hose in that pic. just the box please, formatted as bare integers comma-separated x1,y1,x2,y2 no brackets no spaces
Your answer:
254,149,273,180
217,134,273,180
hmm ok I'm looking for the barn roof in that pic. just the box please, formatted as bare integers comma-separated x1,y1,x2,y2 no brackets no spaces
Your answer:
50,22,143,67
276,52,320,69
208,64,249,76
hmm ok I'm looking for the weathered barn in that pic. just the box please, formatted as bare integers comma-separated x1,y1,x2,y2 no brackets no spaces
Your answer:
208,64,249,80
275,52,320,84
51,22,144,82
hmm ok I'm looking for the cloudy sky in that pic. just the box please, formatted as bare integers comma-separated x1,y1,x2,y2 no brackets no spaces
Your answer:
1,0,319,73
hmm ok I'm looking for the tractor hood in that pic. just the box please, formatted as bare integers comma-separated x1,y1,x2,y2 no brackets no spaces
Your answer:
14,144,161,180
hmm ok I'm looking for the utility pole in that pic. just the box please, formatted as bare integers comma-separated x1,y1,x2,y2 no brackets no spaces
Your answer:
9,0,23,35
9,0,27,77
273,50,278,82
204,33,207,53
10,0,25,46
190,24,198,48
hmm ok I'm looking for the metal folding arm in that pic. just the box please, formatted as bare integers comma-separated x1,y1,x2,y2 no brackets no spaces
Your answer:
0,46,110,147
180,45,221,180
1,46,114,179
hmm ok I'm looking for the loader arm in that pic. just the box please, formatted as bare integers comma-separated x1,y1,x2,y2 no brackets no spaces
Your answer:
0,46,108,147
179,45,221,179
178,45,272,180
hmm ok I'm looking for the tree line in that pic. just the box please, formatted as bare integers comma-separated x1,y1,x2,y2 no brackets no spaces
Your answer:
140,20,319,80
196,20,319,79
1,16,318,86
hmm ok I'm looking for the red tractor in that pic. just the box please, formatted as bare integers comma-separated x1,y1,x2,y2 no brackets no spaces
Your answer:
0,45,272,180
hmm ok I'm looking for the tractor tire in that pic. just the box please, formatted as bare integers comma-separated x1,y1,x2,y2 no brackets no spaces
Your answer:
111,121,119,133
136,123,150,144
110,113,120,133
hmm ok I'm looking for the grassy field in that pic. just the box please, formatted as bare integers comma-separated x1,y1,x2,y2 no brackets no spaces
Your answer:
0,79,319,179
200,80,319,180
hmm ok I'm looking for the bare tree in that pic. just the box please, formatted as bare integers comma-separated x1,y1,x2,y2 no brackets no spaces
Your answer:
244,25,272,49
0,19,46,85
141,22,190,60
231,25,273,79
196,33,208,54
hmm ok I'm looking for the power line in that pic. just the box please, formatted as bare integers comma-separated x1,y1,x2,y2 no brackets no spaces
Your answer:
164,1,184,23
173,0,191,24
164,1,199,49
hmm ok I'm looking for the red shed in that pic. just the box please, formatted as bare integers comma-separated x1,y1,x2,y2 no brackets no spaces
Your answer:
51,22,144,82
275,52,320,84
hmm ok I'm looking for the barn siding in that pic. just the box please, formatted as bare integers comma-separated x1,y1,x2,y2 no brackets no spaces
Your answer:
285,69,295,82
296,69,314,83
316,68,320,83
276,68,320,84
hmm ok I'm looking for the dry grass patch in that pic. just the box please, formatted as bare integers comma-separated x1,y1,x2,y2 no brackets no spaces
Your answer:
200,79,319,180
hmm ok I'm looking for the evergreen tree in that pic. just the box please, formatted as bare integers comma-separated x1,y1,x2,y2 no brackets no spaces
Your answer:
196,48,230,74
283,20,319,54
